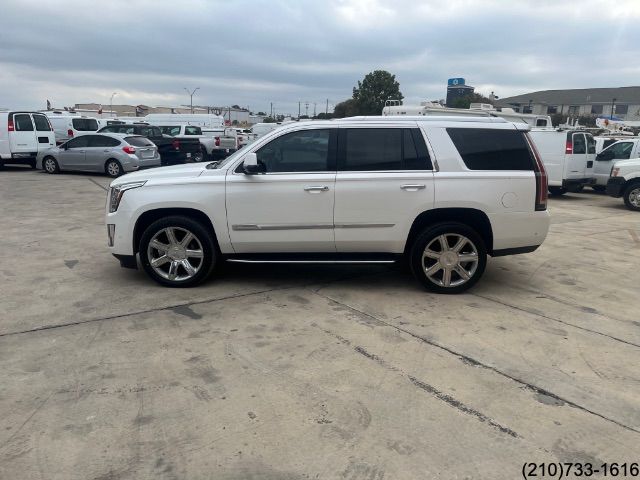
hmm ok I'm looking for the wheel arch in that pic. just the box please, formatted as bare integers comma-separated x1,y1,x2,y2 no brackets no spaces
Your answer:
133,207,219,255
404,208,494,255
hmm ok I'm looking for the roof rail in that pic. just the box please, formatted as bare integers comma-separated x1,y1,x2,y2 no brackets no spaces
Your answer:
342,115,508,123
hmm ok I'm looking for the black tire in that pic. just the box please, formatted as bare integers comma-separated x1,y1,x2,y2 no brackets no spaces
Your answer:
43,156,60,174
105,159,123,177
139,215,217,287
29,159,37,169
567,184,584,193
193,147,206,163
548,187,567,196
409,222,487,294
591,185,606,192
622,182,640,211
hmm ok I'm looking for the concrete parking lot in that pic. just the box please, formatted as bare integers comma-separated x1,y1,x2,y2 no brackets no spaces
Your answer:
1,166,639,479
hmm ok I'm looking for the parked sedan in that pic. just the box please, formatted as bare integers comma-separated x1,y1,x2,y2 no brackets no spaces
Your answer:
36,133,161,177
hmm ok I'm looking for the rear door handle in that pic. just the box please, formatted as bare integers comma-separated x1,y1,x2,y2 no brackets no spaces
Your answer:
400,184,426,190
304,186,329,192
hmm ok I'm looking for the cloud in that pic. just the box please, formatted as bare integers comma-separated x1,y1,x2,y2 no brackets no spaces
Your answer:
0,0,639,113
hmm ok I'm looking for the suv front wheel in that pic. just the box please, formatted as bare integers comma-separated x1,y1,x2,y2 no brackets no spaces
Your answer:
139,216,217,287
623,181,640,211
410,223,487,294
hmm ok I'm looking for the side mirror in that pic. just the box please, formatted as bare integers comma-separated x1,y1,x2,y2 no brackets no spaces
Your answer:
242,152,265,174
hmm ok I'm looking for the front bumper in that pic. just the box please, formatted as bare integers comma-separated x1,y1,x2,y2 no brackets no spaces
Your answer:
606,177,626,197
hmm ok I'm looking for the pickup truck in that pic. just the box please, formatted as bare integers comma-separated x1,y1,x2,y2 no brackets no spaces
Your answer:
234,128,258,148
201,127,238,157
592,138,640,190
606,157,640,211
98,124,202,165
159,125,235,161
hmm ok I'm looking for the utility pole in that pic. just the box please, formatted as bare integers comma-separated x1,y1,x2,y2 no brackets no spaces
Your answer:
326,98,329,115
184,87,200,114
611,97,617,120
305,101,309,117
110,92,117,118
270,102,273,118
298,101,301,119
313,103,316,117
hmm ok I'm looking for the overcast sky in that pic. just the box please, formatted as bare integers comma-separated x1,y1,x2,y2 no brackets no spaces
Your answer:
1,0,639,115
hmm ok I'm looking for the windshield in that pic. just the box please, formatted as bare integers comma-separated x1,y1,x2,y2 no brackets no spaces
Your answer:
209,144,251,169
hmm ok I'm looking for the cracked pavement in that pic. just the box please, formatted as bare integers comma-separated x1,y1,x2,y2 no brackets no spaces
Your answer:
1,167,639,479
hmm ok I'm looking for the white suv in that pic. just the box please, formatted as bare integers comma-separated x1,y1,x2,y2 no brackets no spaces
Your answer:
106,117,550,293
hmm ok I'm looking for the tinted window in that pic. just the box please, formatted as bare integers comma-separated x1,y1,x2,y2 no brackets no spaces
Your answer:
185,126,201,135
615,104,629,115
343,128,402,170
160,126,181,136
89,135,120,147
586,135,596,154
446,128,534,171
14,114,34,131
72,118,99,131
535,119,548,127
33,114,52,131
591,105,603,114
609,142,634,159
65,136,90,148
603,139,617,149
572,134,586,154
547,106,558,114
125,136,154,147
139,127,160,137
99,126,117,133
256,129,331,172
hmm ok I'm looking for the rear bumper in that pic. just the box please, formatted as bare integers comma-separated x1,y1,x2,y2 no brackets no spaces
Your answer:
606,177,626,197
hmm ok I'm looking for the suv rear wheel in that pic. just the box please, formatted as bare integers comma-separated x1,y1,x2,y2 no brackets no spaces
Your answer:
410,223,487,294
139,216,216,287
623,182,640,211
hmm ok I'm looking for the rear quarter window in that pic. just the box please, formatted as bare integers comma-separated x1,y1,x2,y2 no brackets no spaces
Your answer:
185,126,202,135
33,114,52,131
72,118,99,131
446,128,534,171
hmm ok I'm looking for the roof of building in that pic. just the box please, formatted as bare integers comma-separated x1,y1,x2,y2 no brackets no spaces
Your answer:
496,86,640,106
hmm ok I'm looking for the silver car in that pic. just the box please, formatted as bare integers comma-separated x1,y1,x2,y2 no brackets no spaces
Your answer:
36,133,161,177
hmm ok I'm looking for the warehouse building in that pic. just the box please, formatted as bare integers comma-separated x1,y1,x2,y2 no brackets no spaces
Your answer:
495,86,640,121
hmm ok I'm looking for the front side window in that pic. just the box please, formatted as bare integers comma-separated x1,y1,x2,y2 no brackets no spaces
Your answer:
586,135,596,154
256,129,332,173
184,126,201,135
14,114,34,131
446,128,534,170
161,126,181,136
33,114,52,131
609,142,634,159
72,118,99,131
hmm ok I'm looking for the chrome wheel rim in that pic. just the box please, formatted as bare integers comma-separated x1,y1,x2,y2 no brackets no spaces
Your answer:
629,187,640,208
147,227,204,282
194,151,204,162
44,158,56,172
422,233,479,288
107,162,120,176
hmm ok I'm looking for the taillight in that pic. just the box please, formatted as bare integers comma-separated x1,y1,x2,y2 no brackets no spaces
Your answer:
7,118,14,131
172,139,180,150
215,136,220,147
526,133,548,211
122,146,136,154
68,129,74,137
565,139,572,154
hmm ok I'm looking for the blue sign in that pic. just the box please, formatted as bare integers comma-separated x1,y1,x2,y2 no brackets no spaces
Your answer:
447,78,465,86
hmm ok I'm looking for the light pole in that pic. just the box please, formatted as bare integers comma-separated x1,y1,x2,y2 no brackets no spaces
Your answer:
110,92,117,118
611,97,617,120
184,87,200,114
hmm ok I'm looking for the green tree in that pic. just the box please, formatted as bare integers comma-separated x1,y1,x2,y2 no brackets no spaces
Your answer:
352,70,403,115
333,98,360,118
451,92,494,109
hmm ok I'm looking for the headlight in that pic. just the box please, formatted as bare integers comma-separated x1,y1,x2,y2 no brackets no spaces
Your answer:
611,167,620,177
108,181,146,213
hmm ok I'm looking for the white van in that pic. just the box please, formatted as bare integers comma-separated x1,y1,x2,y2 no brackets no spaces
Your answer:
0,111,56,168
528,129,596,195
46,114,100,145
144,114,225,129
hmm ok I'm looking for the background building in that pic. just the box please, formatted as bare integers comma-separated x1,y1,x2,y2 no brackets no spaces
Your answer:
496,86,640,121
445,78,474,107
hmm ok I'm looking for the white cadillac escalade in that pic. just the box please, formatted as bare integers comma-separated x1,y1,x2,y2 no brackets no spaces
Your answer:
106,116,550,294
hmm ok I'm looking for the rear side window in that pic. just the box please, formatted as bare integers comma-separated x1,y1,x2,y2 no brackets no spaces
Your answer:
100,126,116,133
341,128,432,171
89,136,120,147
14,114,34,131
185,126,201,135
446,128,534,171
125,136,154,147
72,118,99,131
586,135,595,154
33,114,52,131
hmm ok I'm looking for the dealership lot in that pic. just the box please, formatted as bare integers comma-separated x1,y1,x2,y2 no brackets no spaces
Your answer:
1,167,639,479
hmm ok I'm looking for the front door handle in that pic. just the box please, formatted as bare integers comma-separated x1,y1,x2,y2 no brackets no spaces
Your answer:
304,186,329,192
400,184,426,190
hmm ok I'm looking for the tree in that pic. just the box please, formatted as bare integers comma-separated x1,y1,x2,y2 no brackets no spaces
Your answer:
263,116,276,123
256,111,267,116
352,70,403,115
451,92,494,109
316,112,333,120
333,98,360,118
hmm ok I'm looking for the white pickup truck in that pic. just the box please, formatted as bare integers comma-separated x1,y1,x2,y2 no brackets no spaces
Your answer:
606,157,640,211
593,138,640,190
